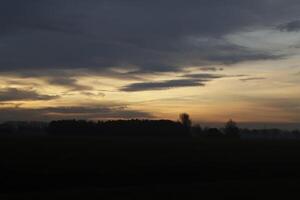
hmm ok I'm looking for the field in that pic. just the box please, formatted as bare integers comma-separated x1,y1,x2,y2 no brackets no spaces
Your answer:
1,136,300,199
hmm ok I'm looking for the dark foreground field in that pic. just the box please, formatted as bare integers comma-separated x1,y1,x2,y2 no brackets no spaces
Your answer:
2,136,300,199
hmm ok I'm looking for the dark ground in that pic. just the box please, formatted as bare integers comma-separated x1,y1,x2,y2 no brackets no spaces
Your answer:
1,136,300,199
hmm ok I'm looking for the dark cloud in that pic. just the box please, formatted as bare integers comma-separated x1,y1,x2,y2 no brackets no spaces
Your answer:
277,20,300,32
0,106,153,121
121,79,205,92
3,69,96,91
199,67,224,71
0,88,58,102
0,0,297,75
182,73,246,79
182,73,224,79
47,77,93,91
121,71,247,91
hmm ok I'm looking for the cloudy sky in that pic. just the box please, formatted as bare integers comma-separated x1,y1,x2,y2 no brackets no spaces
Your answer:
1,0,300,124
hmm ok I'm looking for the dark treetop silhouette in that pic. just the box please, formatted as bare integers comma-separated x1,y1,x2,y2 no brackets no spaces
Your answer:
1,116,299,139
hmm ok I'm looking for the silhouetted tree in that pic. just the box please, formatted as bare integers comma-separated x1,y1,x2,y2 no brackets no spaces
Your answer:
179,113,192,133
47,119,188,137
2,118,299,139
224,119,240,138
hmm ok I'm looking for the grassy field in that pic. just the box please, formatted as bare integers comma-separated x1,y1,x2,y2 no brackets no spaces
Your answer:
1,136,300,199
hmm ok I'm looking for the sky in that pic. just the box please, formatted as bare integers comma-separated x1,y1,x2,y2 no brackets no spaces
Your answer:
0,0,300,126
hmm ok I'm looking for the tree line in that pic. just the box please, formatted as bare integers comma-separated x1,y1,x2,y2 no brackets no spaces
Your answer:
47,119,188,136
0,113,299,139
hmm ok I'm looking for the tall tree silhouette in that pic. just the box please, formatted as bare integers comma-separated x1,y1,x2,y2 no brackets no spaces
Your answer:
224,119,240,138
179,113,192,133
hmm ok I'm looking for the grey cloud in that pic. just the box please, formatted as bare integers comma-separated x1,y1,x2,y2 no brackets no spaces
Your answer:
277,20,300,32
199,67,224,71
204,49,284,65
122,71,248,91
121,79,205,92
182,73,224,79
0,0,297,75
125,65,183,75
0,106,153,122
47,77,93,91
4,70,95,91
0,88,58,102
182,73,246,79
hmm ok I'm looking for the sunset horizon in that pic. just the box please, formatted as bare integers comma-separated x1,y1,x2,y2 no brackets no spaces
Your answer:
3,1,300,198
1,1,300,127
